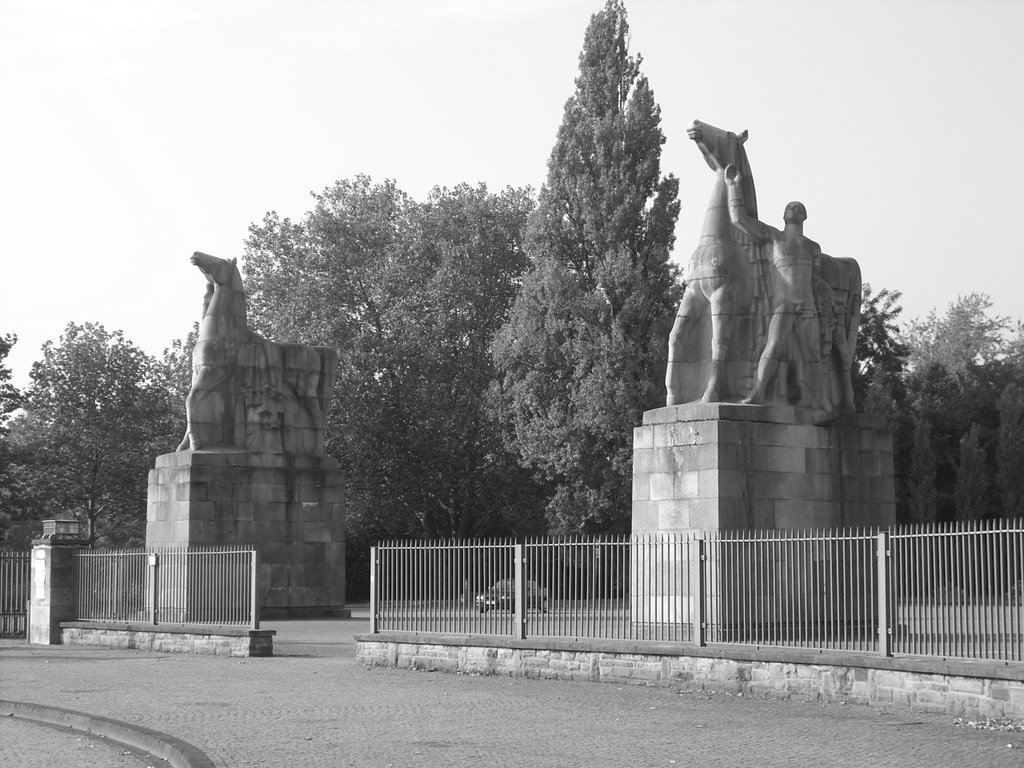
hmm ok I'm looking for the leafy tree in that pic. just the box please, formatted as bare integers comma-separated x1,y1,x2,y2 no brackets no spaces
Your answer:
854,284,909,408
954,423,989,521
896,293,1024,521
5,323,178,546
0,334,23,544
244,177,541,576
906,293,1009,374
1003,321,1024,367
491,0,681,533
996,384,1024,517
0,334,20,429
159,322,199,418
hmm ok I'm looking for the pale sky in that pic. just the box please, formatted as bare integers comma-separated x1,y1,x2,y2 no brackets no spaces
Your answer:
2,0,1022,387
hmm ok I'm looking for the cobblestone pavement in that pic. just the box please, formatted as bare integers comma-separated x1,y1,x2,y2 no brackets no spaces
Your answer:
1,610,1022,768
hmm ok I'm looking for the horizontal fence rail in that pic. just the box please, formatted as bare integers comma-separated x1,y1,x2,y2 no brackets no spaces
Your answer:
72,546,259,629
0,550,30,638
371,520,1024,664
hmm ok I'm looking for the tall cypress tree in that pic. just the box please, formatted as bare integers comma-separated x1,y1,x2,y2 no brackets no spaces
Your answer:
906,414,937,524
996,384,1024,517
492,0,680,533
955,423,989,521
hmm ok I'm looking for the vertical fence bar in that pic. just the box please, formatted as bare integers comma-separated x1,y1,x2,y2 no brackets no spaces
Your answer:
695,537,706,647
877,531,891,657
250,549,259,630
148,553,158,625
514,542,525,640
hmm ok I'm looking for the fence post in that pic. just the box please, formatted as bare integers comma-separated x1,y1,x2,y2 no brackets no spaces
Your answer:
876,531,891,657
693,537,707,647
514,542,526,640
369,546,379,635
148,553,158,625
250,549,260,630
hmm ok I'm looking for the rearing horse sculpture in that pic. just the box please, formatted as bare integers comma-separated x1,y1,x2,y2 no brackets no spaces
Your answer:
666,120,862,412
666,119,763,405
177,252,337,456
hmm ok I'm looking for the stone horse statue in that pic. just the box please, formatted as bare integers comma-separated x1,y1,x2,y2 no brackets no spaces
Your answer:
176,252,338,456
665,120,862,412
666,119,765,405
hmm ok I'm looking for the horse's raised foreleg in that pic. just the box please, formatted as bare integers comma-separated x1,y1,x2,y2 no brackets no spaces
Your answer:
666,288,708,406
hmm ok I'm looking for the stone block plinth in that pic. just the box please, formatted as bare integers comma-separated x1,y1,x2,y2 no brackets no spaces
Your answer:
632,402,895,535
631,403,895,637
146,450,346,618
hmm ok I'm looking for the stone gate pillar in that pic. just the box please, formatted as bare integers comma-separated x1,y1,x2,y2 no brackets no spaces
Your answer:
29,520,88,645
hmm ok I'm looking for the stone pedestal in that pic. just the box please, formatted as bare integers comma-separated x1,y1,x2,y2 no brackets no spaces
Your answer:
146,451,346,618
631,403,895,639
632,403,895,534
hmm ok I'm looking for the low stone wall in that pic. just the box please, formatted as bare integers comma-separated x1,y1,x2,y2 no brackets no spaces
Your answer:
60,621,275,657
357,634,1024,720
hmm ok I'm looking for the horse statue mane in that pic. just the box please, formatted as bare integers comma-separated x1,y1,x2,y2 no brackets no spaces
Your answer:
177,251,338,457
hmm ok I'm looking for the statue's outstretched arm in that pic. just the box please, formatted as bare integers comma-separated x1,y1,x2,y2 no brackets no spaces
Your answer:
724,164,772,243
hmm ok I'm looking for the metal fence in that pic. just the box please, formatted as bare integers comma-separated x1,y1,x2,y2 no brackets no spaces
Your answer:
0,550,30,638
72,545,259,629
370,519,1024,663
889,521,1023,660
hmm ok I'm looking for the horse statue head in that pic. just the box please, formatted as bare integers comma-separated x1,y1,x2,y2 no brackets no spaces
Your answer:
190,251,246,323
687,119,758,218
191,251,242,288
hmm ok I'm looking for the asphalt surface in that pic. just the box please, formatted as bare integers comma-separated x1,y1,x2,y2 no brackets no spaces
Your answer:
1,607,1022,768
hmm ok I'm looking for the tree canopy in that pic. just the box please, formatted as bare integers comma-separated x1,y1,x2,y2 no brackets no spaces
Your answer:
0,334,20,430
905,293,1011,374
3,323,179,546
244,178,542,553
891,292,1024,522
4,2,1022,551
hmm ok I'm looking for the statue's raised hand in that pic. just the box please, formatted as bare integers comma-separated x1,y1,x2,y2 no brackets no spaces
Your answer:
724,164,740,185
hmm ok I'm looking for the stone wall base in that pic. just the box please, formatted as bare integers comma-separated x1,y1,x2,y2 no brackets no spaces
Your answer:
356,636,1024,720
60,622,275,657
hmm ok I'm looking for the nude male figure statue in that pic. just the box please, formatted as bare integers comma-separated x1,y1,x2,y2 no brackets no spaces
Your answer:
724,163,823,408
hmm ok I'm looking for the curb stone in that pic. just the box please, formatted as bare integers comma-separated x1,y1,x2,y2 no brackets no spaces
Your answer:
0,700,215,768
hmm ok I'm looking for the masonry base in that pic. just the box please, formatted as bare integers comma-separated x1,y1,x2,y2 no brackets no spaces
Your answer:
60,621,275,657
356,634,1024,720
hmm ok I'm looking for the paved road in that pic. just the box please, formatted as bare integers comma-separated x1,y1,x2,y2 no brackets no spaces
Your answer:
1,609,1021,768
